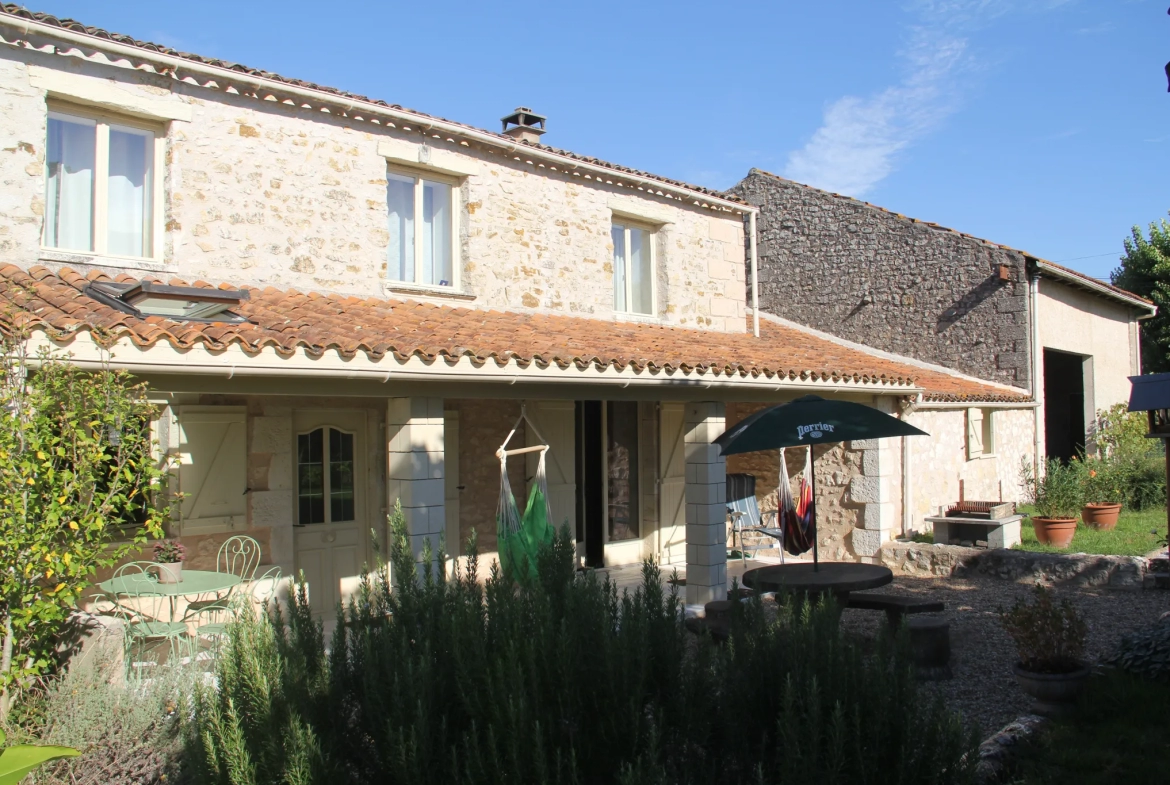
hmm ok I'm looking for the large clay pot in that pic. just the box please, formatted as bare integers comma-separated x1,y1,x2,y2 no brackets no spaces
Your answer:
1081,503,1122,531
1031,517,1077,548
1013,662,1090,715
155,561,184,584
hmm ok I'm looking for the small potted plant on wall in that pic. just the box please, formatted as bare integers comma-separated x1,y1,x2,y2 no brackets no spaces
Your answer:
1080,457,1123,530
1022,458,1081,548
1000,584,1089,715
153,538,187,584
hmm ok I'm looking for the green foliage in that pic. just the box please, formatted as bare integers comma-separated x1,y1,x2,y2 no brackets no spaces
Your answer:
1101,616,1170,682
999,585,1087,674
188,506,979,785
0,339,170,700
0,728,78,785
12,645,192,785
153,538,188,564
1083,403,1166,510
1021,459,1083,519
1088,403,1152,460
1112,212,1170,373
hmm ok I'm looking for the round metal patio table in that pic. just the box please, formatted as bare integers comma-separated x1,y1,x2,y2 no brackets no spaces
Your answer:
99,569,241,619
741,562,893,598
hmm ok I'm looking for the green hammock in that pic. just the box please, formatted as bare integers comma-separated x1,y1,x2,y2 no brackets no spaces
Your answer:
496,408,555,587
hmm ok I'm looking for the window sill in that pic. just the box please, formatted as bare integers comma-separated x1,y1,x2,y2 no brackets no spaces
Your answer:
39,249,170,273
613,311,660,324
382,281,476,302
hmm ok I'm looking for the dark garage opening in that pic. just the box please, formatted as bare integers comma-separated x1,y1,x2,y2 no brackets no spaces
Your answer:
1044,348,1086,463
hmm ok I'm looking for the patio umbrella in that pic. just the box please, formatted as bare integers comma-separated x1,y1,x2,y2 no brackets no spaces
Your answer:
713,395,928,569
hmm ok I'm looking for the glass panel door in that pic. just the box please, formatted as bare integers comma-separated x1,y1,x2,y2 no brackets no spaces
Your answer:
606,401,640,541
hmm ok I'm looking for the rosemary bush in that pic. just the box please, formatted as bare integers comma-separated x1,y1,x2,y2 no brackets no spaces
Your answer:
189,507,977,785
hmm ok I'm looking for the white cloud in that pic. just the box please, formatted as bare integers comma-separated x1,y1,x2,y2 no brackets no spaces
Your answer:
783,0,1068,197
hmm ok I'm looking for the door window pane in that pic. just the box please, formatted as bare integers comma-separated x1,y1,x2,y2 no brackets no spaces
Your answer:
298,429,325,525
629,227,652,315
45,115,96,252
422,179,451,286
106,126,153,257
387,173,415,282
607,401,639,541
612,224,627,312
329,428,355,523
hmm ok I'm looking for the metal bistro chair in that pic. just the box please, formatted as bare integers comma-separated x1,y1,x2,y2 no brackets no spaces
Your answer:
189,565,284,645
107,561,192,678
184,535,262,612
726,473,785,566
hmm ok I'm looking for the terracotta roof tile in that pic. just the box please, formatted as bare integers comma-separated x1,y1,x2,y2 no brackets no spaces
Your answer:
0,266,1029,403
0,4,744,208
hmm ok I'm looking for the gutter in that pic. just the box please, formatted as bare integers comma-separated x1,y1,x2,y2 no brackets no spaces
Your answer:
0,13,754,217
750,211,760,338
1029,271,1044,471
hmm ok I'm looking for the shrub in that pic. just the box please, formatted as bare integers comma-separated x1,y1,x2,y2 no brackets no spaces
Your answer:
1088,403,1153,459
1079,456,1123,504
188,504,979,785
0,339,171,715
1112,450,1166,511
1102,616,1170,682
1000,585,1087,674
1021,459,1083,518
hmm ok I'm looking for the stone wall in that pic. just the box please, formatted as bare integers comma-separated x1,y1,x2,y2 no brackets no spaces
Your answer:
0,49,747,332
448,398,526,559
728,170,1031,388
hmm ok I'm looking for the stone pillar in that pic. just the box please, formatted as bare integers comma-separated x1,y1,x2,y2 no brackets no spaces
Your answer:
250,410,295,576
386,397,445,569
849,435,897,560
684,401,727,606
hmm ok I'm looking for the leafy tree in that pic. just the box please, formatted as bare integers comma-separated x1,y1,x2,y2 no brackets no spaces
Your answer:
1112,212,1170,373
0,336,170,717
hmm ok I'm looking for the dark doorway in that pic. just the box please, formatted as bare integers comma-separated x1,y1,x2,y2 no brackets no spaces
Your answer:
1044,349,1086,463
576,401,604,567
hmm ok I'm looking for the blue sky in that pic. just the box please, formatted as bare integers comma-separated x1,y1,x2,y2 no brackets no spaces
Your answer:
27,0,1170,281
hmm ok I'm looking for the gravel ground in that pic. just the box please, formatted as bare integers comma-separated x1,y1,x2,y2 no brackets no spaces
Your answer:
838,576,1170,735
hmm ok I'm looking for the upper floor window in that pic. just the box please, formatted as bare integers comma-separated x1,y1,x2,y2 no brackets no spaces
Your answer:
44,108,161,259
387,170,458,288
611,221,655,316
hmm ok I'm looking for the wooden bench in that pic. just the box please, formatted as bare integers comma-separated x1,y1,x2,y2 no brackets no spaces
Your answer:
845,593,945,627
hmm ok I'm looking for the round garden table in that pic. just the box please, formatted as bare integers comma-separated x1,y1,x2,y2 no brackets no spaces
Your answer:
741,562,892,598
99,569,241,619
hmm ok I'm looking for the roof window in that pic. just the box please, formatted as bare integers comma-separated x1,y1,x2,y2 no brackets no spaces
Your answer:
85,280,249,322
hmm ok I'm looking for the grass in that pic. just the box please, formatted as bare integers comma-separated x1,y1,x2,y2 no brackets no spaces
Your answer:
1007,670,1170,784
1015,505,1167,556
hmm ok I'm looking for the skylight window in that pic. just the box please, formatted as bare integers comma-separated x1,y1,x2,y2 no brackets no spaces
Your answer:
85,280,248,322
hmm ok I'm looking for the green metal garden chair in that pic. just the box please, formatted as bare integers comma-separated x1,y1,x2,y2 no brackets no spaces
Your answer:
189,565,283,644
107,561,192,678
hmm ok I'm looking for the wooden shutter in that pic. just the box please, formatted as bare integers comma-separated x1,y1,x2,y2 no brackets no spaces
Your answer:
966,408,984,460
177,406,247,535
526,401,577,536
658,402,687,564
444,410,461,558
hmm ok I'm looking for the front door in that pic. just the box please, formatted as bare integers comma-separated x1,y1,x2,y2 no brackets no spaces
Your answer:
293,410,367,617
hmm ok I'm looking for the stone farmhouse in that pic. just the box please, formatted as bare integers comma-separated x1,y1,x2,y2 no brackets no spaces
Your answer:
0,6,1081,614
729,170,1155,530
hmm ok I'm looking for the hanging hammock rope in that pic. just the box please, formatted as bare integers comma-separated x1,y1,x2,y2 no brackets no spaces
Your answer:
779,446,815,556
496,406,555,586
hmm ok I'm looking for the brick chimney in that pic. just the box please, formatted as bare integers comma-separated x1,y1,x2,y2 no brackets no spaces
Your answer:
501,107,547,144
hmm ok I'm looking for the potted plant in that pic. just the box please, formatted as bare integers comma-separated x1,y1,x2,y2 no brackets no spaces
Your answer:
153,539,187,584
1000,585,1089,715
1080,457,1122,530
1022,458,1081,548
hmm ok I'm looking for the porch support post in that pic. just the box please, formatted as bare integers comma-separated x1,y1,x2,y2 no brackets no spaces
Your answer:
850,400,898,560
684,401,727,606
387,397,446,571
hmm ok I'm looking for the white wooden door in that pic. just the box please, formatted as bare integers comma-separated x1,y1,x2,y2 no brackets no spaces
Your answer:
176,407,247,536
293,410,367,618
526,400,577,537
658,402,687,565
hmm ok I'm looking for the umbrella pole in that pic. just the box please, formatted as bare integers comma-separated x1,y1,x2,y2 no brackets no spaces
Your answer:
811,446,819,571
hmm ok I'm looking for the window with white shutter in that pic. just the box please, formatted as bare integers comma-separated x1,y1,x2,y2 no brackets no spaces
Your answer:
177,407,247,535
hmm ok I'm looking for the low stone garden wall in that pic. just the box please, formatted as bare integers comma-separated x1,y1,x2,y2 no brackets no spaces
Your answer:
879,541,1152,590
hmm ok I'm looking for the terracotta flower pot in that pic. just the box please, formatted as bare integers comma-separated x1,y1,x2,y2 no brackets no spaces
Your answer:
1013,662,1090,716
1081,503,1122,531
155,561,184,584
1031,517,1077,548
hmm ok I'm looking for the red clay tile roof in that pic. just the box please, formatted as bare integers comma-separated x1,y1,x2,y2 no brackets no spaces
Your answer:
0,4,745,209
745,169,1153,310
0,265,1030,403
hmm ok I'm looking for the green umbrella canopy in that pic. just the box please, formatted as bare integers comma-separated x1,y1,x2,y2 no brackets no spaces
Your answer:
715,395,928,455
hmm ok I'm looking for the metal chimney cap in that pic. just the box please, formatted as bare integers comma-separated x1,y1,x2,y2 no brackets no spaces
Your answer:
501,106,547,134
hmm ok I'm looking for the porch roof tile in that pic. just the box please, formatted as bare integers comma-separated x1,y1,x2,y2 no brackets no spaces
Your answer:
0,265,1030,403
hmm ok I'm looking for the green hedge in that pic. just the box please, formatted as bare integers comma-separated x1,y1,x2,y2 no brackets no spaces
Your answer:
188,513,978,785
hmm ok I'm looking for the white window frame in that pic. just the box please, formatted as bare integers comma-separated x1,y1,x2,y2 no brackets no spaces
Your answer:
42,102,165,262
611,218,658,317
385,165,462,291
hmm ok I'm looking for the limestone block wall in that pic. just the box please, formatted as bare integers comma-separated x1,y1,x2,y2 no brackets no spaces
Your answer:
0,50,747,332
729,170,1031,388
904,407,1035,529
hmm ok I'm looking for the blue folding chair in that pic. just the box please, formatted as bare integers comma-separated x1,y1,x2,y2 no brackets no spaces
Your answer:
726,473,785,565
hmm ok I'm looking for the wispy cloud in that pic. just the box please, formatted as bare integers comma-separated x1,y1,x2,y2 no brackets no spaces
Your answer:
783,0,1068,197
